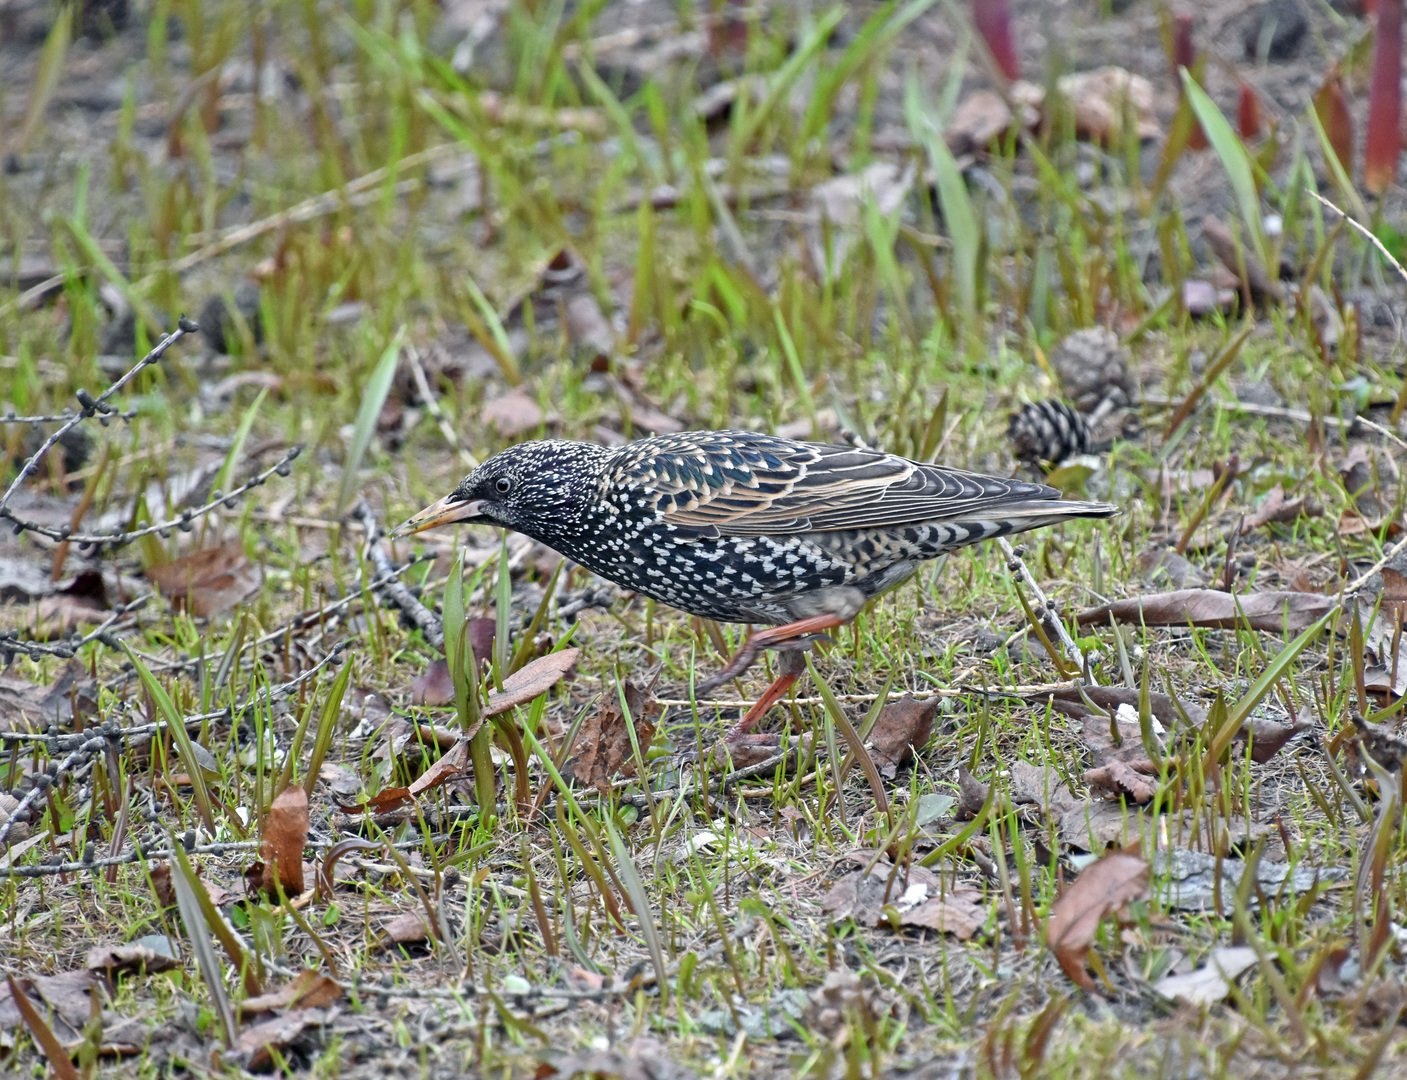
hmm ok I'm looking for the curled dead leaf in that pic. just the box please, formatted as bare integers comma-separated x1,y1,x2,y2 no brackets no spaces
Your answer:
567,679,659,790
147,540,261,618
1046,846,1149,990
250,786,309,898
867,697,940,778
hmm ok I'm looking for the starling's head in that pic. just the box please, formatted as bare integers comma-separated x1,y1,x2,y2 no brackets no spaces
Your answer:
392,440,607,539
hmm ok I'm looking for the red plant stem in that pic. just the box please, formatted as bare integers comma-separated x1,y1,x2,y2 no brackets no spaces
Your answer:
1366,0,1403,194
972,0,1020,82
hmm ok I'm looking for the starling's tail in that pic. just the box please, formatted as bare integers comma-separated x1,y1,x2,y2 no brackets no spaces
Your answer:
992,497,1120,528
892,498,1118,560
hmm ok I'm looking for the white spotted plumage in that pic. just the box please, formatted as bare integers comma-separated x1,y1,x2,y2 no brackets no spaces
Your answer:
436,430,1118,625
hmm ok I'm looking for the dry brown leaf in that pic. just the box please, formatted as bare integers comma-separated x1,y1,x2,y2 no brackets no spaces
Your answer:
1077,588,1335,632
238,971,342,1016
338,737,470,814
1058,799,1144,853
481,648,579,719
867,697,939,777
1084,759,1159,803
481,387,544,438
234,1008,326,1071
567,679,659,790
147,541,261,618
946,87,1034,153
955,766,990,819
85,936,181,977
1239,485,1314,533
251,786,310,897
409,659,455,706
822,863,986,940
378,911,435,948
1202,215,1286,305
1046,846,1149,990
1137,547,1208,589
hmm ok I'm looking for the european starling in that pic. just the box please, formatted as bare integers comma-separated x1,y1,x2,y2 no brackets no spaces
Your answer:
394,430,1118,730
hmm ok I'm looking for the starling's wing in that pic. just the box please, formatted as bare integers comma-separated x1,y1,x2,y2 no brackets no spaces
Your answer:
610,431,1075,536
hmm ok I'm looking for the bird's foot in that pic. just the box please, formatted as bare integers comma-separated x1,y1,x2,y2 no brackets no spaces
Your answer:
695,612,846,696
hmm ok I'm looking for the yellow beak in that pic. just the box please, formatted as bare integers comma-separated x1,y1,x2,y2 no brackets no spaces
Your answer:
388,494,486,539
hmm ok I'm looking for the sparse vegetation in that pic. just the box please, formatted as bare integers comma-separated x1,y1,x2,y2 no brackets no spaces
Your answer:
3,1,1407,1077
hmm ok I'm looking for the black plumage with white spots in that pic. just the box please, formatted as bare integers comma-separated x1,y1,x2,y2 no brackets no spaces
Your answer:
396,430,1118,627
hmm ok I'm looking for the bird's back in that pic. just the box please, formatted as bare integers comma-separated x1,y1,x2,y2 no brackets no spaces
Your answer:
573,431,1115,624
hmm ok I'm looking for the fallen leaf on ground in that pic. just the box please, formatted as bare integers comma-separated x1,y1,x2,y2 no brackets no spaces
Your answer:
955,766,989,819
1084,759,1159,803
338,737,470,814
867,697,940,777
248,786,309,897
147,541,261,618
238,971,341,1016
411,617,494,704
822,863,986,940
1046,845,1149,990
1077,589,1335,632
481,648,579,719
1239,485,1314,533
86,936,181,976
567,679,659,789
1057,66,1158,143
1152,946,1258,1006
377,912,436,949
233,1008,327,1071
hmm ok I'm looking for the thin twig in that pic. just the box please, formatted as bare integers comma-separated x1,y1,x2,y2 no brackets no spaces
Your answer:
0,594,152,663
0,734,109,847
1,446,302,546
405,345,478,473
997,536,1097,684
0,321,195,514
1309,189,1407,290
0,639,351,749
652,677,1081,711
353,499,444,648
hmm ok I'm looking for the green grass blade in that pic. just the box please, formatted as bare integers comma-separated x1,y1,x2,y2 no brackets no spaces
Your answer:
336,326,404,516
1181,70,1270,269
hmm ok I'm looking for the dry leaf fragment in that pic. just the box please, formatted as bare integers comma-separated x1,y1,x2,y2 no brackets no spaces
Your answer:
481,648,579,719
147,540,261,618
1046,846,1150,990
1084,759,1159,804
867,697,939,777
1077,588,1335,632
233,1008,326,1071
338,737,470,814
1152,946,1258,1006
377,911,436,949
238,971,342,1016
567,679,659,790
822,863,986,940
1056,67,1158,143
85,936,181,977
251,787,309,897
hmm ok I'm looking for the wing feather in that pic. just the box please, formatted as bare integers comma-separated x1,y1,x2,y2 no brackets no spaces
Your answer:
607,431,1065,536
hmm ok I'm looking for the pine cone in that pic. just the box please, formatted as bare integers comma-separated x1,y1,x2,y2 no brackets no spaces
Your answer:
1008,399,1093,466
1050,327,1133,414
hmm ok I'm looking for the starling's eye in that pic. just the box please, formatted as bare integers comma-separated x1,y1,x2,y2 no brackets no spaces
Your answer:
494,476,514,496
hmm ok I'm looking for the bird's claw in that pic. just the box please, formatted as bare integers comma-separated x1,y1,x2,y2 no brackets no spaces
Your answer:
695,633,826,695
